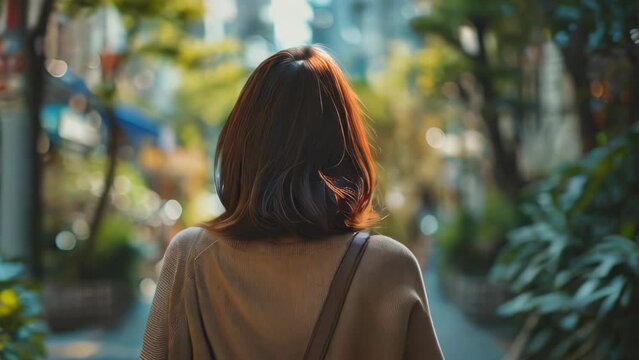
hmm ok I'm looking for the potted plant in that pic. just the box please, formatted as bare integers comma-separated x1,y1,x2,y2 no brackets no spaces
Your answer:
42,214,140,331
41,154,153,331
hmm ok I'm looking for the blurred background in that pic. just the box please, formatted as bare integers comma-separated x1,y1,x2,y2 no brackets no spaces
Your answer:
1,0,638,359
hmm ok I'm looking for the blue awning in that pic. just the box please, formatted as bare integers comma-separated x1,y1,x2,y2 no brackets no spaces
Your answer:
55,70,92,95
45,71,161,149
112,105,160,147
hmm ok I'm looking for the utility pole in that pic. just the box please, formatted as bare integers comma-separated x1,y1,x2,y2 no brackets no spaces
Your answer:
0,0,32,264
0,0,50,279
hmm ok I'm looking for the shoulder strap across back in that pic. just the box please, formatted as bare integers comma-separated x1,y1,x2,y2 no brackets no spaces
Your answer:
304,231,371,360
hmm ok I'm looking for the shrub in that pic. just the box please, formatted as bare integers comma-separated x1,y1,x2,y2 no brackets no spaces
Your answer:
0,260,47,360
45,214,140,286
439,191,517,275
492,123,639,359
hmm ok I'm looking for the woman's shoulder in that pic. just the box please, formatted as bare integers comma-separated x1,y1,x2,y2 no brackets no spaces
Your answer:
356,233,428,305
366,233,420,263
364,233,423,279
164,226,214,262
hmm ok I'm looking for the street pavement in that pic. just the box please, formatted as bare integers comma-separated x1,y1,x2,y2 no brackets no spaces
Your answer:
424,268,506,360
46,299,150,360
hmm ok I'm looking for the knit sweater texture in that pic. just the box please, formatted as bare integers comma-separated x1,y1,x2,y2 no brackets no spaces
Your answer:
140,227,443,359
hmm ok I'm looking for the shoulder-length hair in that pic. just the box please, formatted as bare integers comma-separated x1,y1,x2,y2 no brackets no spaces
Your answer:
205,45,378,240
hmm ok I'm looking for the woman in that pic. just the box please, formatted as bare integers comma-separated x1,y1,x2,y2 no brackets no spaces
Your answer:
141,46,443,360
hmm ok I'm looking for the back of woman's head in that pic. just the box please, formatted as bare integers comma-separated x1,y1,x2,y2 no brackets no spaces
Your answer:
206,45,378,240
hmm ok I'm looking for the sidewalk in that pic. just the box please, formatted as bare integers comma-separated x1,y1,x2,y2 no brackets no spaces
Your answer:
423,267,505,360
46,299,150,360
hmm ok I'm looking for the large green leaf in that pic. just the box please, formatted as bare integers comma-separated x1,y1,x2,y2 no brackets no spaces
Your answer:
492,123,639,358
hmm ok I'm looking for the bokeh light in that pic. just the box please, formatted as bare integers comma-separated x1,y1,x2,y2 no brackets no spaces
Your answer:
425,127,445,149
55,231,77,251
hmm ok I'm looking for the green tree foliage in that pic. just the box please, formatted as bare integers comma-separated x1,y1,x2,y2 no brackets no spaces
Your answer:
59,0,204,27
539,0,639,152
43,153,150,285
413,39,469,100
439,191,517,275
492,123,639,359
411,0,538,198
174,39,247,126
56,0,206,251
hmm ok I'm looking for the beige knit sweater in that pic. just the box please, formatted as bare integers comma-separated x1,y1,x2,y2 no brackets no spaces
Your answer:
140,227,443,359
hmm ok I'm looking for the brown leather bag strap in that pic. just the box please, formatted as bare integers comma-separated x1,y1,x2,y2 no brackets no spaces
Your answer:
304,231,370,360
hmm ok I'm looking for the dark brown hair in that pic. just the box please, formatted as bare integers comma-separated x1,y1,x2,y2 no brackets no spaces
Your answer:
205,46,378,240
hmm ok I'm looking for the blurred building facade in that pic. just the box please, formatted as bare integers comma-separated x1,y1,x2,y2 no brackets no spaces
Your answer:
519,40,581,177
205,0,423,76
310,0,423,77
204,0,275,66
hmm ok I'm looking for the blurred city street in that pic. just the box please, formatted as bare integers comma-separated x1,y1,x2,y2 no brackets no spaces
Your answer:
3,0,638,358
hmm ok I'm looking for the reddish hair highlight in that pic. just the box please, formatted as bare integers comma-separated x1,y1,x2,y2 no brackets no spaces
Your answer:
205,46,378,240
